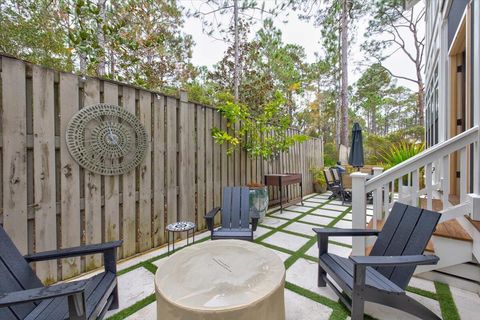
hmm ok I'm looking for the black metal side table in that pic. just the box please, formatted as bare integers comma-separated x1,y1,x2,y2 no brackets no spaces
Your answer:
166,221,196,255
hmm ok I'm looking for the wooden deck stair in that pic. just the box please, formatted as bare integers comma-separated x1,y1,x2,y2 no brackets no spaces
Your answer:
419,194,460,212
366,217,472,256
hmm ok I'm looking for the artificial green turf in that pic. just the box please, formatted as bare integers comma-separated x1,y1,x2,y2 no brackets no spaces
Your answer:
406,285,438,300
435,281,461,320
106,293,155,320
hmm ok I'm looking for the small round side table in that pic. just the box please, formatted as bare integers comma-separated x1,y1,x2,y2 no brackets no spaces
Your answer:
166,221,195,255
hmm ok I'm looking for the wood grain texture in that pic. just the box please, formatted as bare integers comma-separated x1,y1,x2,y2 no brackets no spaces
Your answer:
152,94,165,246
196,106,206,230
178,92,195,227
32,66,57,283
121,87,137,256
59,72,82,278
83,78,102,271
166,97,177,226
205,108,214,214
103,82,120,243
138,91,152,251
2,58,28,254
213,111,221,225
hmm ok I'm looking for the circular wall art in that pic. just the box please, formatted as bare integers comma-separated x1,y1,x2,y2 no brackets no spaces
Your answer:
66,103,148,176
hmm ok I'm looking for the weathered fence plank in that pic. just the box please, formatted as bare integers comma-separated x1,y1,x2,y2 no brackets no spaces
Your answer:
83,78,102,271
196,106,206,230
178,92,195,226
121,87,137,256
2,57,28,254
166,97,177,227
32,66,57,283
138,91,152,251
152,94,165,246
103,82,120,243
59,72,82,278
213,111,221,224
205,108,214,214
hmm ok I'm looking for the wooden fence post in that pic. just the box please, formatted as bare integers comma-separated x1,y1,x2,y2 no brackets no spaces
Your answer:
351,172,368,255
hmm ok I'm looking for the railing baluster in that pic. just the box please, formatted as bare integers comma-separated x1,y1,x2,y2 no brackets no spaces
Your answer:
398,177,404,203
383,182,389,219
426,163,433,210
411,169,419,207
460,146,467,203
442,155,450,209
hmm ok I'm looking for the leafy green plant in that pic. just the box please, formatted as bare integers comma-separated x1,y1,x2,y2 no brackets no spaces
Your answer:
310,167,326,185
323,142,337,167
380,142,425,169
211,91,308,160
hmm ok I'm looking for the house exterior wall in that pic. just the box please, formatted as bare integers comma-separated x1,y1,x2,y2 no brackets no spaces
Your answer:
424,0,479,147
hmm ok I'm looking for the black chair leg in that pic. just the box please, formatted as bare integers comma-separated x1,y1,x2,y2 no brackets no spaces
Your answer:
350,295,365,320
318,264,326,287
109,285,119,310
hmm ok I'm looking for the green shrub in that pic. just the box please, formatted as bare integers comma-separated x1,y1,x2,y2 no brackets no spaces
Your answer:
323,142,337,167
381,142,425,169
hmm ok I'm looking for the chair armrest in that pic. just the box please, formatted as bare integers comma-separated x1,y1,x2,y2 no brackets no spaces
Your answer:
0,280,87,308
350,255,439,267
313,228,380,237
250,207,260,231
205,207,221,231
24,240,123,263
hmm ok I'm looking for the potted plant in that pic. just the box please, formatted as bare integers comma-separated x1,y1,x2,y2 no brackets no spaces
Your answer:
310,167,327,193
211,92,308,222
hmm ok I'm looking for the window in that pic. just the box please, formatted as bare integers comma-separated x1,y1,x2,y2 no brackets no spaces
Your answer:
425,66,439,147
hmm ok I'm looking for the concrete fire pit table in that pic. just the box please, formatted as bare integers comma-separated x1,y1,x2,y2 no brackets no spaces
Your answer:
155,239,286,320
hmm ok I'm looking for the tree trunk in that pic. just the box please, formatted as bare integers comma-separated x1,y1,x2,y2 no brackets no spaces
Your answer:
97,0,107,76
340,0,349,146
416,79,425,127
233,0,239,103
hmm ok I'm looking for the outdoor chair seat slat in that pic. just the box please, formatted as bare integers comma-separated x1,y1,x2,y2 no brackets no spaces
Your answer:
321,253,403,294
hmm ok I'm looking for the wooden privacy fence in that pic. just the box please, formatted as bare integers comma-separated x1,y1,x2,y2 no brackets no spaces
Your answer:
0,55,323,282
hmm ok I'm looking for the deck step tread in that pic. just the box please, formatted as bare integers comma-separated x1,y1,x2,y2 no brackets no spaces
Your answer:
466,215,480,233
434,219,472,242
367,218,472,242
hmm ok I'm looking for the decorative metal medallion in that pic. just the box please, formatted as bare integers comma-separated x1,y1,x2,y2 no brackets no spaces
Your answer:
66,104,148,176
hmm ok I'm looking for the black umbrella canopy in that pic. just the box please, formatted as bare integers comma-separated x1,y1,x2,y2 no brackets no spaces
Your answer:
348,122,364,168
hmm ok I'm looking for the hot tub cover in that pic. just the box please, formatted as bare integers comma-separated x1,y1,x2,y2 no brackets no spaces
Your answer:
155,239,285,320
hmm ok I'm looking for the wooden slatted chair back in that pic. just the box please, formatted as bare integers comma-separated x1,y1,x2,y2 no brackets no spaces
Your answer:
323,169,334,186
330,168,341,184
0,226,44,319
369,202,441,289
221,187,250,229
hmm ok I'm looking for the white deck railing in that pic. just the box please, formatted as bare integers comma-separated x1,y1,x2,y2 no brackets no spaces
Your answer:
351,126,480,255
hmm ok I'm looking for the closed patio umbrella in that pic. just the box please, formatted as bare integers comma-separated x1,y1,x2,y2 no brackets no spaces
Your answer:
348,122,364,169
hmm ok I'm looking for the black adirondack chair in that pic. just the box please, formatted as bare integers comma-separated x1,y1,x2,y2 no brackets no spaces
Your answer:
323,168,341,200
314,202,441,320
205,186,259,241
0,226,122,320
330,167,351,205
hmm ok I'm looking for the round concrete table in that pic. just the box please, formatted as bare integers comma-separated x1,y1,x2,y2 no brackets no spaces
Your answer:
155,240,285,320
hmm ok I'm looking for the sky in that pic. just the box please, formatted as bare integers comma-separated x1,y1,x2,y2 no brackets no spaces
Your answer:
178,0,424,91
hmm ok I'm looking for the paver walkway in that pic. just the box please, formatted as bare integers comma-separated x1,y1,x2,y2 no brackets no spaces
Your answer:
97,192,479,320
